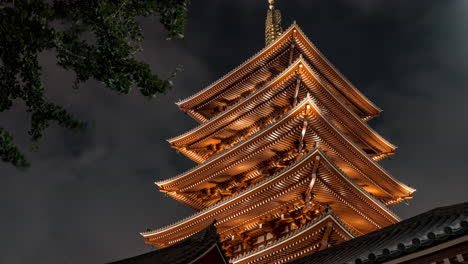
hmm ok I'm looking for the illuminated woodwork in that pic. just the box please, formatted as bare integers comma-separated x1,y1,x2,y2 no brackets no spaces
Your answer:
141,1,415,263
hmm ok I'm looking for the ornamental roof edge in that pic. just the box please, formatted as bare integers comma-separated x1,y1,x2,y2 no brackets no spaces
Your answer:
288,202,468,264
304,92,415,197
169,58,396,162
162,146,400,226
175,23,297,108
292,23,383,114
157,95,316,187
177,22,382,119
230,213,355,263
143,147,325,237
162,93,415,198
299,60,397,151
146,117,402,239
317,148,401,222
168,57,304,144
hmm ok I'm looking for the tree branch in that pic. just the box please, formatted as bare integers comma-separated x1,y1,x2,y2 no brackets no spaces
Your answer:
0,127,30,169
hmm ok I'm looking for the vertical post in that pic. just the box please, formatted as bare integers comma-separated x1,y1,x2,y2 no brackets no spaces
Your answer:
319,222,334,250
305,155,320,205
297,117,308,153
293,77,301,107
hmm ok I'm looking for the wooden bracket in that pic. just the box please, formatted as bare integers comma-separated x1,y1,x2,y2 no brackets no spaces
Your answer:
288,43,296,65
297,117,308,153
304,155,320,204
319,221,334,251
293,77,301,107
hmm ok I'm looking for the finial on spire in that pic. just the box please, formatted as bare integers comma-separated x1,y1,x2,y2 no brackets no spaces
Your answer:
269,0,275,9
265,0,283,46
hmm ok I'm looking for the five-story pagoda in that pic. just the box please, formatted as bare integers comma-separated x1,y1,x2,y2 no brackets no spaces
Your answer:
141,1,415,263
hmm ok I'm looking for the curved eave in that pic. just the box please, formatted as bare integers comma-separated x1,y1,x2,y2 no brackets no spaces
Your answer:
164,147,400,223
143,148,399,245
168,58,396,161
299,59,396,152
185,109,208,124
176,23,297,110
231,213,355,264
177,23,381,120
145,148,324,240
305,95,415,197
168,59,301,145
160,96,414,199
156,97,316,188
317,148,400,222
291,23,382,116
167,58,303,165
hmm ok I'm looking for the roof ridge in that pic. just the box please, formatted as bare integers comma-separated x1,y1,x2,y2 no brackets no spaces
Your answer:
353,215,468,263
292,24,382,113
289,201,468,264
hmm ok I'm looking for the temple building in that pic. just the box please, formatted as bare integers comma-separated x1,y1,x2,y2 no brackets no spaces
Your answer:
137,0,417,263
107,1,468,263
105,1,468,264
110,202,468,264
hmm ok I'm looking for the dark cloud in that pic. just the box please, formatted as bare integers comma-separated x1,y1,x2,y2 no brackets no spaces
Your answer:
1,1,468,263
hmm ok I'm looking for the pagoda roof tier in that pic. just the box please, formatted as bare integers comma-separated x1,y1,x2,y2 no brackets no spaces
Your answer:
230,213,355,264
168,58,395,164
177,23,381,123
142,148,400,248
157,98,413,207
158,98,320,194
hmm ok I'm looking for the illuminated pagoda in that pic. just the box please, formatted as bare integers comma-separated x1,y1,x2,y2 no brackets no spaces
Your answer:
140,1,416,263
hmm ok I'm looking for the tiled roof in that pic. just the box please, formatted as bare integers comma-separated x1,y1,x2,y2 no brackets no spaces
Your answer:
289,201,468,264
108,223,226,264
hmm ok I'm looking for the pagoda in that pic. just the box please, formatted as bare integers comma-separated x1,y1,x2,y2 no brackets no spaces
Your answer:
141,1,416,263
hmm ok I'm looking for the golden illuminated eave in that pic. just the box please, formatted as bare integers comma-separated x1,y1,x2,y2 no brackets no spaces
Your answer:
168,58,396,164
230,213,355,264
177,23,381,122
142,148,399,248
158,98,413,205
141,3,417,263
158,98,317,190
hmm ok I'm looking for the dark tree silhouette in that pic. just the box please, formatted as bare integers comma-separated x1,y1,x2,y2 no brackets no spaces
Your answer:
0,0,189,169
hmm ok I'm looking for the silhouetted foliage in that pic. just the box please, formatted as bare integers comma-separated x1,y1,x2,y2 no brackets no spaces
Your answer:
0,0,189,169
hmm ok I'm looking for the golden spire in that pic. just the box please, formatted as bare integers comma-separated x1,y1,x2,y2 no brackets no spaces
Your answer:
265,0,283,46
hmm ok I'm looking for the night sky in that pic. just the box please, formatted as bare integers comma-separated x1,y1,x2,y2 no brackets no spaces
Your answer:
1,1,468,263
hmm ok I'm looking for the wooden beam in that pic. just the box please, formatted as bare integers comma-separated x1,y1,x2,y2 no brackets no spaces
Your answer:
297,117,308,153
293,77,301,107
305,155,320,202
319,221,334,251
